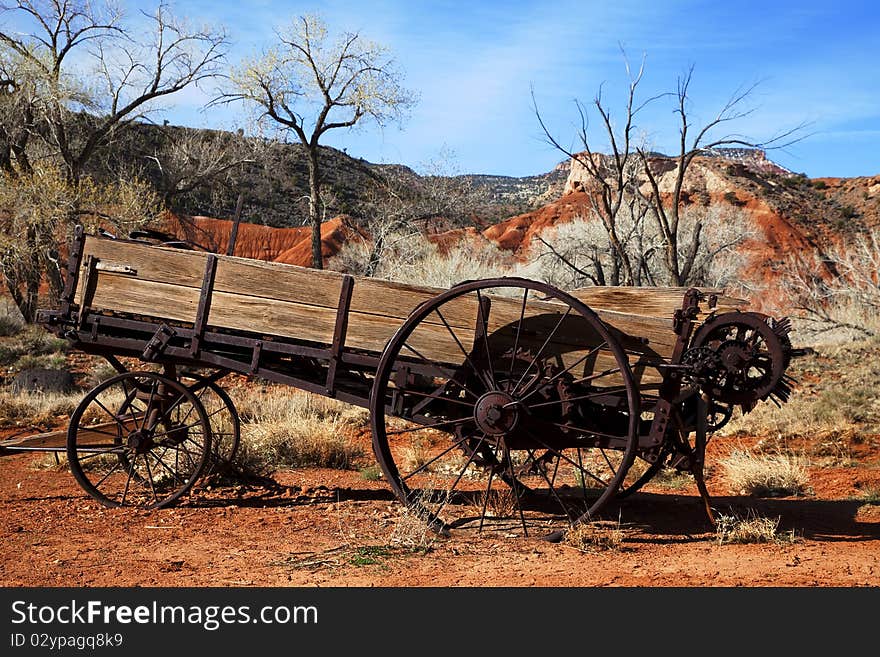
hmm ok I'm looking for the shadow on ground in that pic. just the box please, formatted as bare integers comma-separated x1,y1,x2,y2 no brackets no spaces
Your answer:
612,491,880,543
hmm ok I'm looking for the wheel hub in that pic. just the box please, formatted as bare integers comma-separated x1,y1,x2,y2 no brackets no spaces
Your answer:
719,341,750,372
126,430,153,454
474,391,519,436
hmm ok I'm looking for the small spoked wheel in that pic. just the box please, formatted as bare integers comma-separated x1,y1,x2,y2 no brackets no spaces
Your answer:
370,278,640,539
179,373,240,473
67,371,212,508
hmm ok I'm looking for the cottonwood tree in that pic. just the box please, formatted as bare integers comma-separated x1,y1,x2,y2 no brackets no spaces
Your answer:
527,204,754,291
0,0,228,182
532,55,658,285
535,56,804,286
637,68,804,286
345,151,482,277
0,164,157,321
0,1,226,320
0,47,43,176
222,13,416,269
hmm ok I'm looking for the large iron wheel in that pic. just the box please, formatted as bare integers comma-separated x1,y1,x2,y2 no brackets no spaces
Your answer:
370,278,640,538
66,371,212,508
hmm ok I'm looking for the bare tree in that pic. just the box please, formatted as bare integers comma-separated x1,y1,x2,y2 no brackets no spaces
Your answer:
637,68,802,285
527,204,754,292
0,47,40,176
535,56,805,286
143,125,260,208
778,232,880,339
344,151,482,277
532,55,659,285
0,0,228,183
221,13,416,269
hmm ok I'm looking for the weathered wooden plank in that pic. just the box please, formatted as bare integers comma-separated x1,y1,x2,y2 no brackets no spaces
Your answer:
86,271,668,386
0,418,137,449
79,237,346,310
571,286,747,318
86,268,677,359
80,237,488,331
79,236,743,329
96,275,658,385
0,428,69,449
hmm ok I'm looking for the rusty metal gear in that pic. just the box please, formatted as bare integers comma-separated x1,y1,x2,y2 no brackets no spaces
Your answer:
690,311,794,411
705,399,735,431
681,346,721,380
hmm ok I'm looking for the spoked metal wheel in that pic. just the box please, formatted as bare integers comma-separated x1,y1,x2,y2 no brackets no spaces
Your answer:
179,373,240,473
370,278,640,539
66,371,212,508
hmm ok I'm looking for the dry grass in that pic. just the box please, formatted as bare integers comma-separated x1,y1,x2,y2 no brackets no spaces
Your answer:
359,465,383,481
853,485,880,505
477,487,517,518
333,238,516,290
647,467,693,490
0,390,80,429
230,387,368,475
401,436,431,472
718,449,810,497
715,510,798,545
0,325,68,369
565,518,625,553
389,507,436,551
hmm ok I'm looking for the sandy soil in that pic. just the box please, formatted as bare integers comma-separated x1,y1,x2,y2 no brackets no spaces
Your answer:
1,432,878,588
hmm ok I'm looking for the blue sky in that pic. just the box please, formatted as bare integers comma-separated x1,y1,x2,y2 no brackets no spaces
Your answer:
50,1,880,177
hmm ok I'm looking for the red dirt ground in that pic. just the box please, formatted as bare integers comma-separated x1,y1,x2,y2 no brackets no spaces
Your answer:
1,430,878,587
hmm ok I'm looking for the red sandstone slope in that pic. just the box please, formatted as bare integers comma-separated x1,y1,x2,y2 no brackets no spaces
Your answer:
161,214,365,267
441,154,873,298
477,186,816,272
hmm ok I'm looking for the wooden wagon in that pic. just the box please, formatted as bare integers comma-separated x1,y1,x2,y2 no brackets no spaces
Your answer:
2,225,797,539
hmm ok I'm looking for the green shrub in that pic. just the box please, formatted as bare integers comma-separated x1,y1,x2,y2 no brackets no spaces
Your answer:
840,205,858,219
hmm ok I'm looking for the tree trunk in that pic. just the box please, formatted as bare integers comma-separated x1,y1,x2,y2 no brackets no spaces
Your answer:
42,250,64,306
20,225,40,322
365,233,385,278
306,148,323,270
0,143,14,175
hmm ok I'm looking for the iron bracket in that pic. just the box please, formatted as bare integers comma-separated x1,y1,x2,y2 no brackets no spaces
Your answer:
142,324,176,361
326,275,354,396
191,254,218,357
59,224,86,317
643,288,704,447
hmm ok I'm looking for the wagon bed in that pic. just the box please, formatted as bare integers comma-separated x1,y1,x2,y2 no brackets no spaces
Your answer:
66,230,746,381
